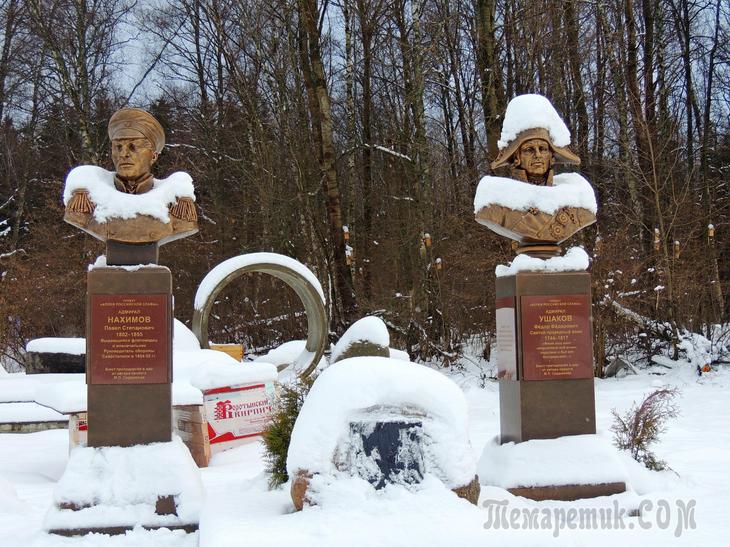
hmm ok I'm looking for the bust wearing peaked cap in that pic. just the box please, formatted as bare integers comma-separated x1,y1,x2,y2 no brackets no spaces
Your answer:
490,127,581,187
107,108,165,194
63,108,198,246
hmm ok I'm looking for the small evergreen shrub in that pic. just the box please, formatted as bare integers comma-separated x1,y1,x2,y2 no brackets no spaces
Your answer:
262,376,314,488
611,387,679,471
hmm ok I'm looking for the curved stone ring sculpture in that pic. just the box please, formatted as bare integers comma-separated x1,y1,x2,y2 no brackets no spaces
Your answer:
192,253,328,379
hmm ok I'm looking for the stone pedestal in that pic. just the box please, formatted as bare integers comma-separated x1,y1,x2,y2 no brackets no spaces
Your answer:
45,437,202,536
47,262,201,536
491,272,623,501
86,267,172,447
498,378,595,443
496,272,596,443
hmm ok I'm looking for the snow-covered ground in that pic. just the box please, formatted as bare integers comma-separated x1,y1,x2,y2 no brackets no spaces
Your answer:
0,363,728,546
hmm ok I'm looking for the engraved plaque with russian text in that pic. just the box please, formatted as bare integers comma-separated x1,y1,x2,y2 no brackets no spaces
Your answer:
89,294,170,384
520,294,593,381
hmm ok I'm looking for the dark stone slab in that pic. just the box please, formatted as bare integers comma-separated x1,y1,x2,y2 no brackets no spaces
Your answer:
25,352,85,374
349,420,424,489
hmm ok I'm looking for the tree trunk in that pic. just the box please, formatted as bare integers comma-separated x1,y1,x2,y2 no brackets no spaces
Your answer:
356,0,375,302
474,0,501,161
0,0,20,123
297,0,357,331
563,0,589,161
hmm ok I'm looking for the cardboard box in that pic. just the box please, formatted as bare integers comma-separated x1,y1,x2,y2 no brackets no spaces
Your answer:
173,404,211,467
203,382,275,454
174,404,207,424
184,440,212,468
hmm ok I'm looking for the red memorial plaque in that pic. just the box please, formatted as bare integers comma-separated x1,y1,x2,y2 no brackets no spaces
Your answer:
520,294,593,381
89,294,170,384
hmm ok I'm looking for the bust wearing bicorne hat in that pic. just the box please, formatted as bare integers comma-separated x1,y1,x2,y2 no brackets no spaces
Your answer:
473,94,597,257
490,127,580,187
63,108,198,248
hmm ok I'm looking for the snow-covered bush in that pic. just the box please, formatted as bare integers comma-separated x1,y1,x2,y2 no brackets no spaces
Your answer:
262,376,315,487
611,387,679,471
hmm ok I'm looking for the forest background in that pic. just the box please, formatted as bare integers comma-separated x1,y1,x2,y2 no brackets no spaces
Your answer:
0,0,728,374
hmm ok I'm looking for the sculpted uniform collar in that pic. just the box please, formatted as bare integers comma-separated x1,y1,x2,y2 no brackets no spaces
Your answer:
114,174,154,194
510,167,554,186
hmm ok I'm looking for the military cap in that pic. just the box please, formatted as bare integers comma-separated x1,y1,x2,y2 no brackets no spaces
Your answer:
108,108,165,154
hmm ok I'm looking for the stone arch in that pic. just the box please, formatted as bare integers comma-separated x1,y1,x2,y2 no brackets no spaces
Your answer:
192,253,328,378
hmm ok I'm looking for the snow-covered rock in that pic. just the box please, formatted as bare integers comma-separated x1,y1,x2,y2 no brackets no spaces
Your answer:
331,316,390,363
287,357,477,493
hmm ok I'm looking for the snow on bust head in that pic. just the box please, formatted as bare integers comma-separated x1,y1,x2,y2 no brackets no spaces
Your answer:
474,94,596,258
62,108,198,250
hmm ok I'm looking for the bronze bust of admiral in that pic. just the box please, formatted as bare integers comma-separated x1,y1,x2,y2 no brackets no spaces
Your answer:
476,125,595,257
64,108,198,250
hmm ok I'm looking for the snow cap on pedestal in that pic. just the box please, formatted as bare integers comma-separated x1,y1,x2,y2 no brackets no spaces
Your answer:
492,94,580,169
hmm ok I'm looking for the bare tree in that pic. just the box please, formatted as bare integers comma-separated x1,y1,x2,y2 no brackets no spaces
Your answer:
297,0,357,331
26,0,132,162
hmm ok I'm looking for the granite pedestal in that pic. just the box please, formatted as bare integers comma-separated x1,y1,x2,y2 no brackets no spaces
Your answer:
492,271,624,501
